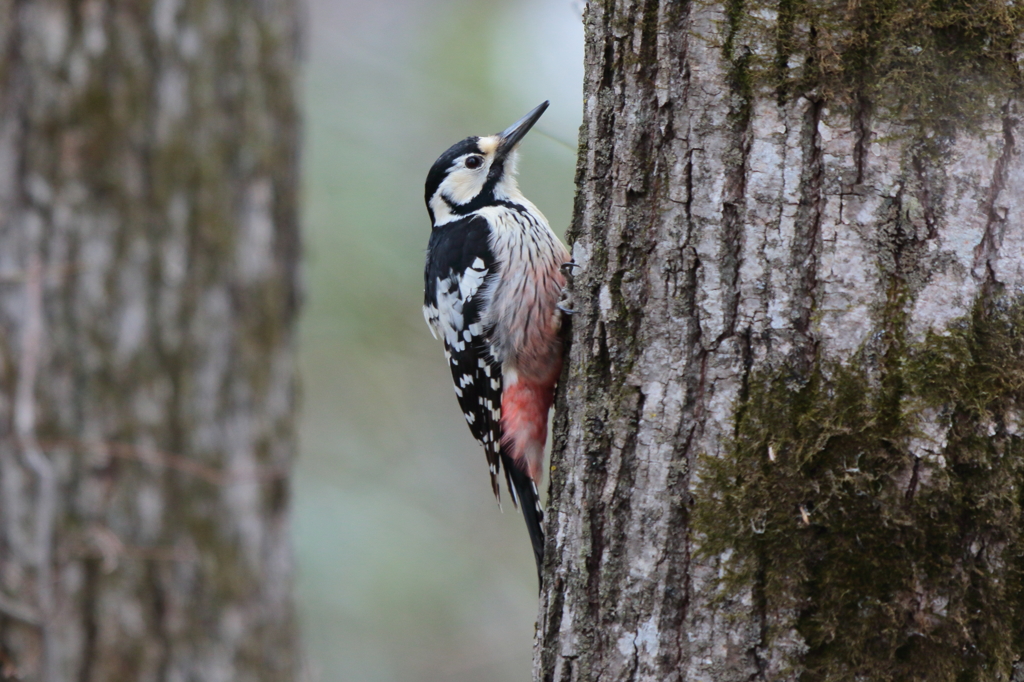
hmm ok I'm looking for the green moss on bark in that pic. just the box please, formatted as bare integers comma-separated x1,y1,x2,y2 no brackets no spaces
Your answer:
696,296,1024,681
726,0,1024,133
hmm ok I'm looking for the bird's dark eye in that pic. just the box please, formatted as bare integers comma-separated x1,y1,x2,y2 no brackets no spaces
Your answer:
465,156,483,169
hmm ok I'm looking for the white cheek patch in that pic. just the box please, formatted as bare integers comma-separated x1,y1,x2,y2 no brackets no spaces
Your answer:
440,153,490,205
437,147,505,206
441,170,486,205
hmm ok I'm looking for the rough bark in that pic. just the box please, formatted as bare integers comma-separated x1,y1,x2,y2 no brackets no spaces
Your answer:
538,1,1024,680
0,1,301,680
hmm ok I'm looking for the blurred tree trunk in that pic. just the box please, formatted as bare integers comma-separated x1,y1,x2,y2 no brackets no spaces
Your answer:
538,1,1024,680
0,1,301,680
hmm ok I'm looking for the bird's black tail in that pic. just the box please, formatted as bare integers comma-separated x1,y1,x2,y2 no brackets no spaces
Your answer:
501,449,545,587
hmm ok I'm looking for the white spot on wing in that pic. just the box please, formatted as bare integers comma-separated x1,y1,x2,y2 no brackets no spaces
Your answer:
433,275,464,348
509,483,521,509
458,262,488,301
423,305,440,339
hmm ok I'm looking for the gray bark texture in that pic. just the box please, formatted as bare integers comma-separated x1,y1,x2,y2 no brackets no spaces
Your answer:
538,1,1024,681
0,0,301,680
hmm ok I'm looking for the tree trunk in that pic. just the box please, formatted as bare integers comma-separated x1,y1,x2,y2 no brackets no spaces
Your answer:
0,1,301,680
538,1,1024,680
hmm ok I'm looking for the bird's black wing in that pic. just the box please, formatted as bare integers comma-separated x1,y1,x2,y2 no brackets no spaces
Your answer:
423,214,505,501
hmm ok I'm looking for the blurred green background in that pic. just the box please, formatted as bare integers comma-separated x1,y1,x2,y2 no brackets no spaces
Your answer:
294,1,583,679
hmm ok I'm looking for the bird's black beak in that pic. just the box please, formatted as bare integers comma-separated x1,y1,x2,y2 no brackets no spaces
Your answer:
495,101,549,159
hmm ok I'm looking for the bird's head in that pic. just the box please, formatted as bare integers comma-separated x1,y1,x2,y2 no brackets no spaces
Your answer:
425,101,548,225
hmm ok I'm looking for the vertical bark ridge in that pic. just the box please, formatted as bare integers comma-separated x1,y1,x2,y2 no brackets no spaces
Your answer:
973,104,1018,290
790,97,824,368
852,95,871,186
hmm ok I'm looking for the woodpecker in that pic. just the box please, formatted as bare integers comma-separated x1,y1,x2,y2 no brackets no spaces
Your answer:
422,101,570,583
